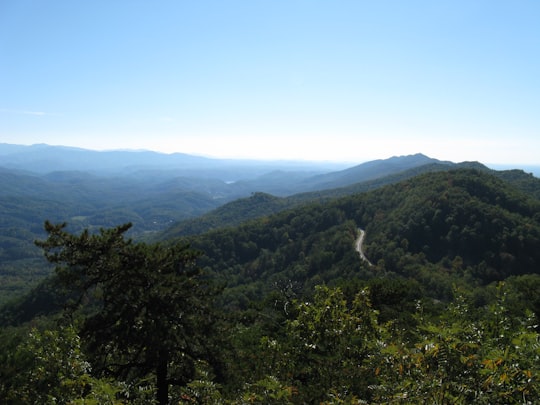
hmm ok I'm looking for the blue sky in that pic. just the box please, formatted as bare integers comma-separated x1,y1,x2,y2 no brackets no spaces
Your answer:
1,1,539,164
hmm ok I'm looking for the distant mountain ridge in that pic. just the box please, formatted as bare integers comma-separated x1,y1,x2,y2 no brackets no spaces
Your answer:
160,161,540,239
0,143,345,180
301,153,452,190
219,153,450,196
0,143,458,199
0,143,217,172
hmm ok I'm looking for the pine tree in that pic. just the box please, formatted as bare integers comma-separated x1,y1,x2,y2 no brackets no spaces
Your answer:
36,221,219,404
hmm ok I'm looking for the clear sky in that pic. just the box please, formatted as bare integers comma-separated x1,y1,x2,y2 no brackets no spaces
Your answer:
1,1,539,165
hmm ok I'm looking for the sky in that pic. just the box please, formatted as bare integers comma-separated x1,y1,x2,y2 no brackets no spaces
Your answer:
1,1,539,165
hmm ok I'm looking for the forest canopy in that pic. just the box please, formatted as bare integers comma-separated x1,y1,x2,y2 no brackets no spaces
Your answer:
1,168,539,403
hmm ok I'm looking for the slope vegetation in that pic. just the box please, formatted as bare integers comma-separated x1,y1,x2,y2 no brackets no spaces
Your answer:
183,169,540,309
163,161,540,238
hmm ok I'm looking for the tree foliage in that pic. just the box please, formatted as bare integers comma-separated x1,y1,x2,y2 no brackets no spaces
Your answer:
0,325,121,404
34,221,220,405
265,285,379,402
373,286,540,404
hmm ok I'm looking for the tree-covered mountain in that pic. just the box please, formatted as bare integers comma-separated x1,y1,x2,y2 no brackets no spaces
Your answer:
2,143,540,402
4,165,537,310
0,166,228,303
181,169,539,306
298,152,450,190
2,167,539,403
1,146,476,302
225,153,451,196
162,160,540,239
160,161,459,239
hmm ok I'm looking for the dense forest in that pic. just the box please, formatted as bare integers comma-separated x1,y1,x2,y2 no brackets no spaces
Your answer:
0,148,446,304
1,166,539,403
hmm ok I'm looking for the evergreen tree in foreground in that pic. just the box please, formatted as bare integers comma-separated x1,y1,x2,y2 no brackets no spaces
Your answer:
35,221,220,404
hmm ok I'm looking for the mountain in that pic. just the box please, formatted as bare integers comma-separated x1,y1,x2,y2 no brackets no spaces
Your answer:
0,166,231,303
0,146,464,257
158,192,291,239
11,166,530,317
0,143,343,179
161,160,540,239
3,143,539,305
177,168,540,311
231,153,450,196
1,145,445,301
300,153,451,191
8,166,540,319
0,144,450,193
0,143,225,175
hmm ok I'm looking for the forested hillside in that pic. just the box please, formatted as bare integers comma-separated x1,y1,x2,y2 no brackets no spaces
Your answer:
0,150,459,303
0,168,228,304
162,161,540,238
180,169,540,307
160,160,462,238
1,167,539,403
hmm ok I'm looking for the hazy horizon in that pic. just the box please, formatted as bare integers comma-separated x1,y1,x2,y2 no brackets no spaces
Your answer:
2,141,539,176
1,1,539,165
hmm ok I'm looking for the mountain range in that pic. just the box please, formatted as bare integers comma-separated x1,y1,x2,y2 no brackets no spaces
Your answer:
1,143,539,304
0,143,344,179
2,143,540,403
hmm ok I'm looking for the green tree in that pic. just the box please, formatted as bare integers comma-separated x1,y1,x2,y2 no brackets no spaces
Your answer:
373,288,540,404
35,222,220,405
1,325,120,404
262,285,379,403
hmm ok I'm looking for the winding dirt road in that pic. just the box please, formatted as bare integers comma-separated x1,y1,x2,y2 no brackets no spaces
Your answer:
354,228,373,266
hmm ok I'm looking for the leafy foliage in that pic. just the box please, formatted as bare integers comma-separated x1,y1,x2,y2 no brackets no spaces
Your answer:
263,286,380,402
0,325,121,404
372,286,540,404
